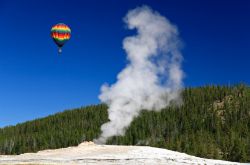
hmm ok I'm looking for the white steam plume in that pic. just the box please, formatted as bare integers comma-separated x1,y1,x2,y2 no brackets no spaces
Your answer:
95,6,184,144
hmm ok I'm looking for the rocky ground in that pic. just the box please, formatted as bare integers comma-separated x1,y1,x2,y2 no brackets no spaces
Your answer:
0,141,244,165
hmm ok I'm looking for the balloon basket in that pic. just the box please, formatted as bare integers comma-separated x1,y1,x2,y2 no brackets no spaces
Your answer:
58,47,62,54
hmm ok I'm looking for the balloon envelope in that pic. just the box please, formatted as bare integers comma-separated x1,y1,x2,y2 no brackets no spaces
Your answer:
51,23,71,48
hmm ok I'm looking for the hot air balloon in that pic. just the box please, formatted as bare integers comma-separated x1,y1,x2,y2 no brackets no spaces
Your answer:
51,23,71,53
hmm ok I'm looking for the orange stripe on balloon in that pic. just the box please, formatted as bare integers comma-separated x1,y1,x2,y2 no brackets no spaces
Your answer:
51,32,70,40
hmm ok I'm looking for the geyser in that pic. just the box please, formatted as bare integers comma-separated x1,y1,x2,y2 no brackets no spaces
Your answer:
95,6,184,144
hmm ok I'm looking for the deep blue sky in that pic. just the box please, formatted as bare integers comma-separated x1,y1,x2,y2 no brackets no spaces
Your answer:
0,0,249,127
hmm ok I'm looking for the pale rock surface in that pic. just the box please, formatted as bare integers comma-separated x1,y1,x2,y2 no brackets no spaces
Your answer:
0,141,245,165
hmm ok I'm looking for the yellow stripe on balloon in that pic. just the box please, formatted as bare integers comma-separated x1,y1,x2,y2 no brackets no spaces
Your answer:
52,26,71,32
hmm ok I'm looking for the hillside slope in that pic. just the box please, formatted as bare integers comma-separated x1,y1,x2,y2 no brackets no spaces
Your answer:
0,85,249,162
0,142,242,165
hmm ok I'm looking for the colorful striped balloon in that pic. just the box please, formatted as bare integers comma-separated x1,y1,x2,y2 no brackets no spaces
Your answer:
51,23,71,53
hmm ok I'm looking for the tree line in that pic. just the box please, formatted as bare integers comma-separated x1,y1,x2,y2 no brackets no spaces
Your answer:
0,84,249,162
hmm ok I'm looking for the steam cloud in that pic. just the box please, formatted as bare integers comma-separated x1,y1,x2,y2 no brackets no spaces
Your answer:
95,6,184,144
